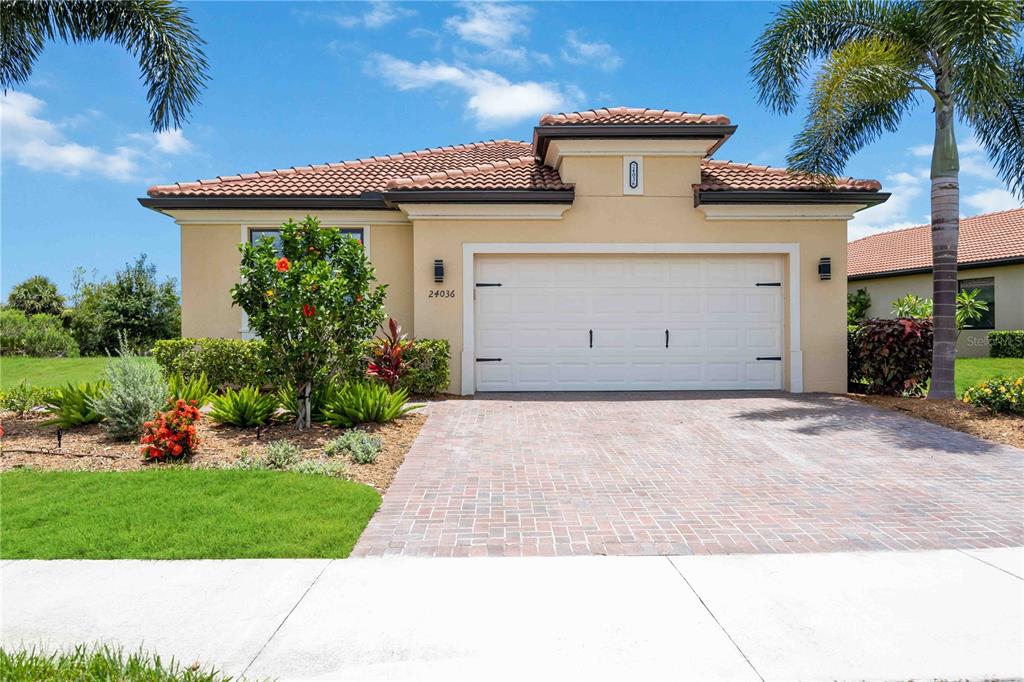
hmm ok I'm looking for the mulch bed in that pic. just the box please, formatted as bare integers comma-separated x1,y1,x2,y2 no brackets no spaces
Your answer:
850,394,1024,450
0,410,427,493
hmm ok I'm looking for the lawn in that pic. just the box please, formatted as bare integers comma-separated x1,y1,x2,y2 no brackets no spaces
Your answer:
954,357,1024,396
0,356,157,390
0,469,381,559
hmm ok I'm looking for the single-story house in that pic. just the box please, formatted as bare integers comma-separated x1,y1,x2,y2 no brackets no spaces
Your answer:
848,207,1024,357
140,107,889,394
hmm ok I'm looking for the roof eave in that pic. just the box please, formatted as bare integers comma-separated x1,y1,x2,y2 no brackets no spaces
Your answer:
138,194,392,210
695,190,890,207
533,124,737,159
381,189,575,205
848,255,1024,280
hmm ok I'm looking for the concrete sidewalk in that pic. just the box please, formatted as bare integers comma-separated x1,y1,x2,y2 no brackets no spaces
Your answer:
2,548,1021,681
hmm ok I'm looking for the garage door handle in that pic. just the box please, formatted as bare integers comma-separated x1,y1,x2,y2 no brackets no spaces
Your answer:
589,329,593,348
756,356,782,361
665,329,669,348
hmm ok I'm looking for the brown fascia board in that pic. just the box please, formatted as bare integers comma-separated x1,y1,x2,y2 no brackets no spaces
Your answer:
695,190,891,207
848,255,1024,281
139,189,576,211
532,124,737,158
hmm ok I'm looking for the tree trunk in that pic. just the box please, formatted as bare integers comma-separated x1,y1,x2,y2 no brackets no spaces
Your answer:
929,82,960,400
296,381,312,429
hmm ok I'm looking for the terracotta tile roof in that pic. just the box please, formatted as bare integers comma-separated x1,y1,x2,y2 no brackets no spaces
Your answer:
698,159,882,192
848,207,1024,278
539,107,730,126
384,156,569,191
146,140,561,197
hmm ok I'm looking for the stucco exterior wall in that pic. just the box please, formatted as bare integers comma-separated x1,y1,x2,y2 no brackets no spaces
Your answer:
848,263,1024,357
409,155,850,394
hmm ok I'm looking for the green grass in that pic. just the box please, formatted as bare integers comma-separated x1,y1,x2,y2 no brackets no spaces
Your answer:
0,356,159,390
0,469,381,559
0,644,231,682
955,357,1024,397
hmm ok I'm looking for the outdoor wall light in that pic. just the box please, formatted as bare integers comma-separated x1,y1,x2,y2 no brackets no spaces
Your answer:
434,259,445,283
818,257,832,281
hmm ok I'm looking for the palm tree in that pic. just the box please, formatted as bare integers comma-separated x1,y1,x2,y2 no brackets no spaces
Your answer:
752,0,1023,399
1,0,208,131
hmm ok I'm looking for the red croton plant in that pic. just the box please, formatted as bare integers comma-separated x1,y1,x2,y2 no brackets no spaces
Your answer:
367,318,415,391
140,400,202,460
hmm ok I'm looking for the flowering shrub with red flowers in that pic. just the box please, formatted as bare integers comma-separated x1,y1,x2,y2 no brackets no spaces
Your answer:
140,399,202,460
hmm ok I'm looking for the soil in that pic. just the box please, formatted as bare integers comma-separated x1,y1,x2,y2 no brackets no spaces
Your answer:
850,394,1024,450
0,410,427,493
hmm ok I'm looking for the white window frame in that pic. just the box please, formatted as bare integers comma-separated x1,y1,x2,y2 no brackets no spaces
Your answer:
239,223,370,338
461,242,802,395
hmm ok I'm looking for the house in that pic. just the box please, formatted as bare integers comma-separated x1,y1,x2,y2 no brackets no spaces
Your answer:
140,107,888,394
848,207,1024,357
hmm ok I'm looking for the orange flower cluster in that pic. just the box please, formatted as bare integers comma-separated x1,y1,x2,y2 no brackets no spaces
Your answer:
140,399,202,460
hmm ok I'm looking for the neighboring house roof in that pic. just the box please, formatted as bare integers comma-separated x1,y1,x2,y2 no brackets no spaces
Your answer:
848,207,1024,279
142,107,886,209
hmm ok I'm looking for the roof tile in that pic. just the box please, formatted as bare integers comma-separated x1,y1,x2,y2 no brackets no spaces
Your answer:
848,207,1024,277
698,159,881,192
540,107,730,126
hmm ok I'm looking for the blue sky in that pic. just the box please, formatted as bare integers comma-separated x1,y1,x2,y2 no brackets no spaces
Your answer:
2,0,1021,298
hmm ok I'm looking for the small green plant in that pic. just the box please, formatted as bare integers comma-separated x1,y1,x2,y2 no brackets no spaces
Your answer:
890,291,989,331
325,430,383,464
0,382,58,417
90,341,167,440
228,449,263,470
263,440,302,469
321,382,421,428
43,382,107,428
208,386,278,427
0,644,231,682
847,287,871,326
166,371,212,409
963,376,1024,415
289,458,349,478
275,382,336,423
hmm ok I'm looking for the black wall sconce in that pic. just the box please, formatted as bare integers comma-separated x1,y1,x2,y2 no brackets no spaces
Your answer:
433,259,445,284
818,257,832,280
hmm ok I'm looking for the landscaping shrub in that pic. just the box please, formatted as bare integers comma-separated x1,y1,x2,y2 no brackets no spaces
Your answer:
1,382,59,417
0,309,79,357
962,377,1024,415
990,330,1024,358
367,318,414,390
398,339,450,394
289,458,349,478
0,644,231,682
166,371,212,409
140,400,202,460
321,382,419,428
6,275,65,316
90,345,167,440
847,287,871,326
208,386,278,427
153,338,269,389
325,430,382,464
850,318,934,396
847,325,864,389
43,382,107,428
262,440,303,469
275,382,337,423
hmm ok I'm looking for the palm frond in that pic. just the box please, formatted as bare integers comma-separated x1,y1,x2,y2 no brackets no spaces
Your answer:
751,0,924,114
788,36,920,176
958,54,1024,199
0,0,208,131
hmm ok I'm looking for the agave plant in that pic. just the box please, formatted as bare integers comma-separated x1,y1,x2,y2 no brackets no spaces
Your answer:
43,381,108,428
209,386,278,427
321,382,421,428
166,371,212,409
274,382,337,423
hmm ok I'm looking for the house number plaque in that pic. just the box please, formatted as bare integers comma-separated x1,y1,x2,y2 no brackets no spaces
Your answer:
429,289,456,298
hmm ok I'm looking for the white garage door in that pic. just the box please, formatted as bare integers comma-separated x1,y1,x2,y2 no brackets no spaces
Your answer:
473,254,784,391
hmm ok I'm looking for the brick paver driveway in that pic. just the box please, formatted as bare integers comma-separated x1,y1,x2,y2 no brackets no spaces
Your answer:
353,393,1023,557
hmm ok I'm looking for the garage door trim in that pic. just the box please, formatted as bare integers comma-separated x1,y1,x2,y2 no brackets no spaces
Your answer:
461,243,802,395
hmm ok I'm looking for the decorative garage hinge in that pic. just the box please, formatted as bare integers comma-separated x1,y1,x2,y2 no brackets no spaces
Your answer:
475,282,502,287
756,356,782,361
755,282,782,287
476,358,502,362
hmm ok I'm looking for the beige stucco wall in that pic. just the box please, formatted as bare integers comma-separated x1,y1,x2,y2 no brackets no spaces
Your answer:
408,154,851,394
169,210,414,338
848,263,1024,357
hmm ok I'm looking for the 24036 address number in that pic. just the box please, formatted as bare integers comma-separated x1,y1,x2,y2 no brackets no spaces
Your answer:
428,289,456,299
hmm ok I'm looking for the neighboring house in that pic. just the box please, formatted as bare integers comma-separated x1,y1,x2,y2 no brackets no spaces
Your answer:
141,107,888,394
848,207,1024,358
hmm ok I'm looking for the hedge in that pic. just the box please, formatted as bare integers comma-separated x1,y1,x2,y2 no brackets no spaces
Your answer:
989,330,1024,358
849,318,933,396
153,336,451,394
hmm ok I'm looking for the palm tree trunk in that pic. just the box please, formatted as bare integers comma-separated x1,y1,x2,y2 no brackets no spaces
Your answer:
928,85,960,400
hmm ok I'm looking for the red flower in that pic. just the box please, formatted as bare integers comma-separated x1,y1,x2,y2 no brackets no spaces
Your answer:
303,303,316,318
276,257,290,272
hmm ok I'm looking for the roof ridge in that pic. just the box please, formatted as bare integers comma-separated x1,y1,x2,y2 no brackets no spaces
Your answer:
960,205,1024,221
848,206,1024,245
540,107,731,126
384,155,541,189
146,139,532,194
847,222,929,244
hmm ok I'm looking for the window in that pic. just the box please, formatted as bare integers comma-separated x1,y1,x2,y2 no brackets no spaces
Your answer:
958,277,995,329
249,228,364,255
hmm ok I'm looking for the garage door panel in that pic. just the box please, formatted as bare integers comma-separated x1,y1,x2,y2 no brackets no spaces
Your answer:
474,254,785,391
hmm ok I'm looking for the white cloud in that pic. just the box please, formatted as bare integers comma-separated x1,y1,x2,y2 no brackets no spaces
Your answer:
323,1,413,29
848,167,929,241
444,2,532,63
1,90,191,182
369,54,582,128
965,188,1023,214
561,30,622,72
